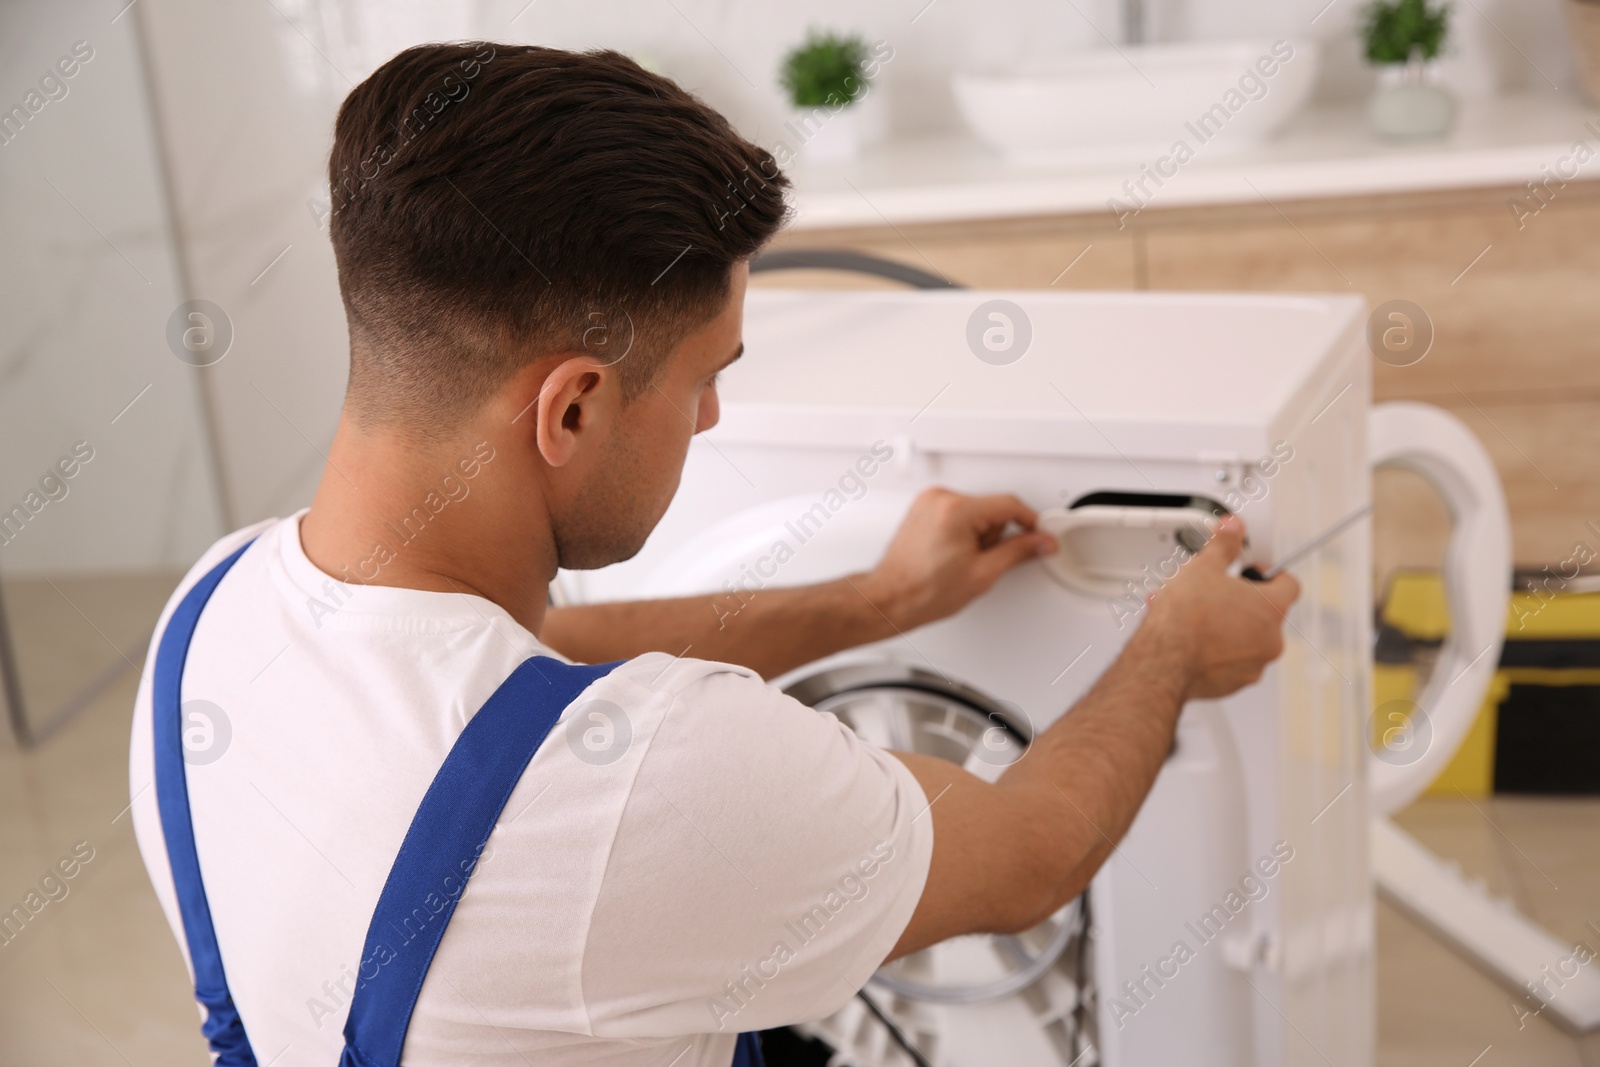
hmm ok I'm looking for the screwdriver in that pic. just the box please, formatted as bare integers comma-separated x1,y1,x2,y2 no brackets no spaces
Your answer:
1239,504,1373,582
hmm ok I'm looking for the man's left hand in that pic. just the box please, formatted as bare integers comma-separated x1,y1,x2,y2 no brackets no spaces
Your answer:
856,488,1058,632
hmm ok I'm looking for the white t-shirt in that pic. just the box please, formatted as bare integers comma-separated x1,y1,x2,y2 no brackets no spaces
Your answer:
129,510,933,1067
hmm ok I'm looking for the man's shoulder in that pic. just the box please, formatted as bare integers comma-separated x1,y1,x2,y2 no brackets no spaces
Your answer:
574,651,881,785
566,652,775,752
155,516,287,627
596,651,762,701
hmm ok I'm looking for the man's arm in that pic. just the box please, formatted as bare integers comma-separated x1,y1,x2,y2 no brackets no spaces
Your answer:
887,519,1299,958
538,489,1058,679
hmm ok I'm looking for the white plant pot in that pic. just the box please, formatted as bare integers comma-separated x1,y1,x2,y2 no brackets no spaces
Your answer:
1368,60,1456,141
780,86,886,165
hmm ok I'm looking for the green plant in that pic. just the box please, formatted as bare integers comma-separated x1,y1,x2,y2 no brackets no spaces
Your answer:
780,31,870,108
1362,0,1451,64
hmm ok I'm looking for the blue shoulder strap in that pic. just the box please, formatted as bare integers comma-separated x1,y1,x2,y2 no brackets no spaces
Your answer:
342,697,767,1067
154,538,764,1067
153,540,260,1065
337,654,619,1067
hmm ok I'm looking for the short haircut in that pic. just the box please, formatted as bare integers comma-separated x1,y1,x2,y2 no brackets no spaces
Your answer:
328,43,789,433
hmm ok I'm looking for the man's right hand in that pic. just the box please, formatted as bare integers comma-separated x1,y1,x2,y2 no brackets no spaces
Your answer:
1143,516,1300,701
888,515,1300,959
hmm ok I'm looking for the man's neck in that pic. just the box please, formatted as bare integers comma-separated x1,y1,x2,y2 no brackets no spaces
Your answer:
298,412,555,635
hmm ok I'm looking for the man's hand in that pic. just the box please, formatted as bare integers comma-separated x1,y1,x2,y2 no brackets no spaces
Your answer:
856,488,1058,632
1142,515,1300,701
541,486,1057,678
888,515,1300,958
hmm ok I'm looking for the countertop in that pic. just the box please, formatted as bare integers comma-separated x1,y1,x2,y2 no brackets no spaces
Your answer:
783,92,1600,230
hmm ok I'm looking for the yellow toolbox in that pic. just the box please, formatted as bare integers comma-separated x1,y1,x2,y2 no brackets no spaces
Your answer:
1377,570,1600,796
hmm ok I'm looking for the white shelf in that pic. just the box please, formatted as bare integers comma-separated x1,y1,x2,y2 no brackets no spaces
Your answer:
784,92,1600,229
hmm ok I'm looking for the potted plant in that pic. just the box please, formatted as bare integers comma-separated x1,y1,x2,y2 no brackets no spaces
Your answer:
1362,0,1457,140
778,30,884,163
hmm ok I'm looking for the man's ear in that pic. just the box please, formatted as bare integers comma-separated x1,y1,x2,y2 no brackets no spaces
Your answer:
520,355,613,467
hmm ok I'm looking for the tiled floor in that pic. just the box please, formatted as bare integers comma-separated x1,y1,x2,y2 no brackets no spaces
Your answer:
0,669,204,1066
2,661,1597,1065
1381,798,1600,1067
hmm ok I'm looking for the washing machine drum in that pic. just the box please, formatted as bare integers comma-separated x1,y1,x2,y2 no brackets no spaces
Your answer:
788,663,1030,779
784,663,1096,1067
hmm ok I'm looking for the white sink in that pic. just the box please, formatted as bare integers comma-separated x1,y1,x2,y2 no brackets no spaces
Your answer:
953,40,1319,163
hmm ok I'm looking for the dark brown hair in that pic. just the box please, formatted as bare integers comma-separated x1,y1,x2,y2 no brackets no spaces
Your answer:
328,43,788,431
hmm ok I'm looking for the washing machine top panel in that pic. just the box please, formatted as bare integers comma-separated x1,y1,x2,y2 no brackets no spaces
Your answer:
719,289,1365,458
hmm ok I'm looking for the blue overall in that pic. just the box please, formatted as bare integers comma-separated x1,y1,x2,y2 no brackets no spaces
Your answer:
152,540,765,1067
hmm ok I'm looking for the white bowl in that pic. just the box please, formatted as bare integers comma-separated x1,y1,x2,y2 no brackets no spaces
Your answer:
953,40,1319,163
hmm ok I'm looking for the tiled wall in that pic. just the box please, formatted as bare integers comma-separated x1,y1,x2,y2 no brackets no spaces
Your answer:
0,1,223,575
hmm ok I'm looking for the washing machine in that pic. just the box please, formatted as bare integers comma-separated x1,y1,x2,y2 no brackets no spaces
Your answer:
561,288,1509,1067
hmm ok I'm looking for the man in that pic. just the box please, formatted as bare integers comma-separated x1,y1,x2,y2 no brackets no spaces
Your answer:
130,43,1298,1067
